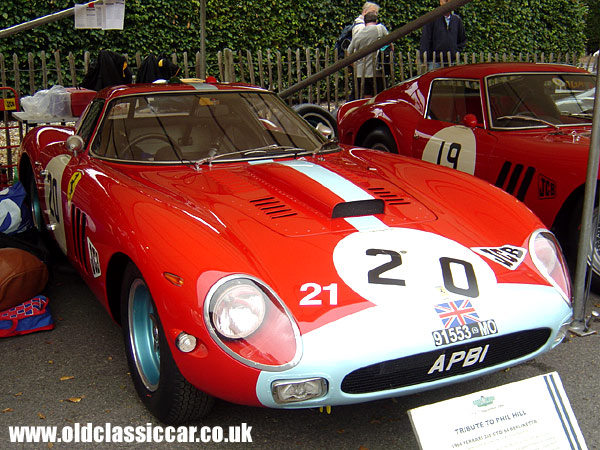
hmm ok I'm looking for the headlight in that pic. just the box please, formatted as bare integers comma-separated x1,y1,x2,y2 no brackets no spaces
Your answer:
529,229,572,303
212,282,266,339
204,275,302,371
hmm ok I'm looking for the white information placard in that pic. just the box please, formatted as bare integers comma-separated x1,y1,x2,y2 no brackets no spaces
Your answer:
74,1,125,30
102,0,125,30
408,372,587,450
74,3,102,29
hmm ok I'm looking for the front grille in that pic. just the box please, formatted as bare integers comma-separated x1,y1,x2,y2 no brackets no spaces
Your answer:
341,328,551,394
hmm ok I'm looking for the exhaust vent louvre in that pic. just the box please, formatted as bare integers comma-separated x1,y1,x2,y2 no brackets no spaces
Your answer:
250,196,298,219
368,187,412,206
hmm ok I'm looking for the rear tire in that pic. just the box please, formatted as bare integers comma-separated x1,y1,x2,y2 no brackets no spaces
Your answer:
121,263,214,424
25,168,44,233
362,127,398,153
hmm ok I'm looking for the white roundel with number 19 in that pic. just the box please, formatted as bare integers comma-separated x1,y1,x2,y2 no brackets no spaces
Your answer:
332,228,497,308
422,126,477,175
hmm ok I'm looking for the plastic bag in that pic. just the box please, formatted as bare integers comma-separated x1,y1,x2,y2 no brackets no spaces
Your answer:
20,85,71,118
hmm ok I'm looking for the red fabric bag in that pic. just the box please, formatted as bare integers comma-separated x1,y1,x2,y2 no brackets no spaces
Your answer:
0,296,54,337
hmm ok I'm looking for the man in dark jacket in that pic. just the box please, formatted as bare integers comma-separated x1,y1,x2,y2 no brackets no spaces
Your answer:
420,0,467,68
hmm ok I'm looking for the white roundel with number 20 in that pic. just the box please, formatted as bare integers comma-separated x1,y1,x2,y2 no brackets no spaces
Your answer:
332,228,497,308
422,126,477,175
44,155,72,254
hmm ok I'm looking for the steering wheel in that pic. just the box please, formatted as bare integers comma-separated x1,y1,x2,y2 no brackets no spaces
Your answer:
121,133,182,161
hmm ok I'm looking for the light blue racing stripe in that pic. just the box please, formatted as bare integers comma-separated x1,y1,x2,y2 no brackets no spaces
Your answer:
277,160,373,202
276,160,387,231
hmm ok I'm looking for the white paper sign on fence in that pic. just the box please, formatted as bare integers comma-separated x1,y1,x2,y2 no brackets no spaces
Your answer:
75,1,124,30
408,372,587,450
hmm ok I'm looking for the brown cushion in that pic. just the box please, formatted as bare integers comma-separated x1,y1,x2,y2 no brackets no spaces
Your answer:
0,248,48,311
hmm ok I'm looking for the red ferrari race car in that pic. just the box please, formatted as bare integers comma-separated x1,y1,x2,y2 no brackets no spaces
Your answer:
19,79,572,424
337,63,597,283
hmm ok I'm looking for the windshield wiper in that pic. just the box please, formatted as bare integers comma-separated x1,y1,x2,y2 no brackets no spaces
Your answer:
565,112,593,119
192,145,307,169
495,114,560,130
242,144,305,155
312,139,340,157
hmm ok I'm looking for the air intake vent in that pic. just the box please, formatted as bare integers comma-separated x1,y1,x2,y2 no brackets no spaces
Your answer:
71,204,88,271
332,199,384,218
368,187,412,206
250,196,297,219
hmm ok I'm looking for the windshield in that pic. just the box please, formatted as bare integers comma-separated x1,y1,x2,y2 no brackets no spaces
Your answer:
486,73,596,129
90,90,328,163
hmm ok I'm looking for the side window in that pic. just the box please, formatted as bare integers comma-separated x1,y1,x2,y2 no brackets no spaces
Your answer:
427,79,483,125
76,99,105,147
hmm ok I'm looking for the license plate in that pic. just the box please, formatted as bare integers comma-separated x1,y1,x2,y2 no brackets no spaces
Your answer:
432,320,498,347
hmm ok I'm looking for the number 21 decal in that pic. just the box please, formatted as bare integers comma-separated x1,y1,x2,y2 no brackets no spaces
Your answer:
299,283,338,306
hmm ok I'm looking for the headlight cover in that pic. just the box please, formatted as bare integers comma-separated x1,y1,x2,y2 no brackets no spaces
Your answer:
529,229,572,304
204,274,302,371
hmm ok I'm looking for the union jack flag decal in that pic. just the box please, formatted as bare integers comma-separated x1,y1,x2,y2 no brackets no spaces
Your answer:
434,299,480,328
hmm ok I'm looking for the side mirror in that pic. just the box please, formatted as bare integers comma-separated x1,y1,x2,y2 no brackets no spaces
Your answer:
316,122,333,139
65,135,84,155
462,113,479,128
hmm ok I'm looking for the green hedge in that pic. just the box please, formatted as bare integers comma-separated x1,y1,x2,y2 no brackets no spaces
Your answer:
0,0,591,67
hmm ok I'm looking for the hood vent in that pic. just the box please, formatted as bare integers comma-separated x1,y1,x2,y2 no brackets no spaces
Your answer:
368,187,412,206
332,199,385,218
250,196,298,219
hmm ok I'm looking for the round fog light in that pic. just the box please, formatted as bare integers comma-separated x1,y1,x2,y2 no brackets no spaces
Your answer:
176,332,197,353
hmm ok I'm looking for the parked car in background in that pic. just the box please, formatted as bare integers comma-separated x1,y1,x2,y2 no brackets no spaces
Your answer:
337,63,598,285
19,79,572,424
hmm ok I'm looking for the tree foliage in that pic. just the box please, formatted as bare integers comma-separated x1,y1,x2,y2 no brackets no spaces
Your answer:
0,0,590,66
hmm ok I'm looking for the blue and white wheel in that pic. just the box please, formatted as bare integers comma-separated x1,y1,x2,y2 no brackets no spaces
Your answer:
127,278,160,392
120,262,214,424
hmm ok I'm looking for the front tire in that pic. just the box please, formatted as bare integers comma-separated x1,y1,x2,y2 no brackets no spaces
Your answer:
566,200,600,291
121,263,214,424
362,127,398,153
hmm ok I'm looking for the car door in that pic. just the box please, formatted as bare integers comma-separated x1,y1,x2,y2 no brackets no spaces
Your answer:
411,78,498,182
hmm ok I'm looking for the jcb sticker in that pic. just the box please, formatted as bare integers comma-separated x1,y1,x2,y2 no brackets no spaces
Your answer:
538,175,556,199
471,245,527,271
67,172,83,203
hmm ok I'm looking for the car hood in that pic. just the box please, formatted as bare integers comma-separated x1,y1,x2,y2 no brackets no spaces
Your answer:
125,152,439,238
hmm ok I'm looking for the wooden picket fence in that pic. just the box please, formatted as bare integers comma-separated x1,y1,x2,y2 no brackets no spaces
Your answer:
1,48,598,111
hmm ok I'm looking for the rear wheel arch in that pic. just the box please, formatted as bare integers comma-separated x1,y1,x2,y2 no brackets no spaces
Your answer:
552,185,588,249
355,119,396,147
552,184,600,283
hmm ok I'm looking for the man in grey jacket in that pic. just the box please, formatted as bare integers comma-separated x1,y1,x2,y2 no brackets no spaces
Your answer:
347,11,389,97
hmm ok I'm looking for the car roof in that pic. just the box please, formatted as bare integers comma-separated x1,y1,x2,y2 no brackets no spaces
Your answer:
418,62,590,81
95,79,270,101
